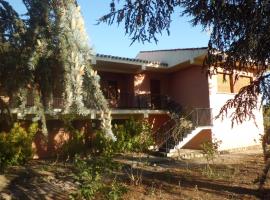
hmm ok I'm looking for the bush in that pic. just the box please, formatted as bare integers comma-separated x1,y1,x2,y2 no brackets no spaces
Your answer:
0,122,38,171
200,138,222,177
58,116,89,159
92,118,153,155
200,138,222,164
70,155,126,200
60,129,87,159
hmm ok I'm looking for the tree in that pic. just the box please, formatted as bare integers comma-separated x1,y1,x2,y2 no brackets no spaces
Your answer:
99,0,270,186
0,0,115,140
99,0,270,122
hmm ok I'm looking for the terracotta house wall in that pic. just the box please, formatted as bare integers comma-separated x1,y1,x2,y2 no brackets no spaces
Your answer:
98,71,134,95
182,129,212,150
134,72,169,95
168,65,210,109
31,119,94,158
148,114,171,133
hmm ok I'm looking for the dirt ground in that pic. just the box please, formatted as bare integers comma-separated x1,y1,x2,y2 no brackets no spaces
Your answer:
1,146,270,200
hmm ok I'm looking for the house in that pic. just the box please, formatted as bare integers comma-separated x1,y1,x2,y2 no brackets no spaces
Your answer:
93,47,263,156
1,47,264,157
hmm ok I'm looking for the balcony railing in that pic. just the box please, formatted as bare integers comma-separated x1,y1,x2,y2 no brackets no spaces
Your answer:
9,93,175,110
190,108,213,127
9,96,65,109
10,93,171,110
107,93,175,110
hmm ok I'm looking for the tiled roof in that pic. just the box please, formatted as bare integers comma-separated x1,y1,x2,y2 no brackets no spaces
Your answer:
96,53,168,67
139,47,208,53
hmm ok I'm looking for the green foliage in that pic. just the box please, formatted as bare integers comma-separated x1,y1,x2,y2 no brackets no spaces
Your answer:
59,117,152,159
101,0,270,125
201,138,221,163
171,117,193,142
92,118,153,155
70,155,126,200
200,138,222,177
104,178,127,200
0,122,38,171
58,116,88,159
60,129,87,159
0,0,114,140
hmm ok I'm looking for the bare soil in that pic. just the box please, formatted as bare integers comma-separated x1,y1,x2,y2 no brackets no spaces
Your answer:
1,146,270,200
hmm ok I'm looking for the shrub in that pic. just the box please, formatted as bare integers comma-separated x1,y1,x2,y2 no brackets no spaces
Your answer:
200,138,222,177
60,129,87,159
0,122,38,171
58,116,89,159
70,155,126,200
171,117,193,143
200,138,222,164
92,118,153,155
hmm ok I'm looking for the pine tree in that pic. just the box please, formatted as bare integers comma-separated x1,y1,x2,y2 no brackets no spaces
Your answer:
0,0,115,141
56,0,115,140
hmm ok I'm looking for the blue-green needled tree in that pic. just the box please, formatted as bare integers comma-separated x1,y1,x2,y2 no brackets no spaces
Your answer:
0,0,115,141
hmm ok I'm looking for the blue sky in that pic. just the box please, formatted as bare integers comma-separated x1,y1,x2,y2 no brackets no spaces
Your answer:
9,0,209,58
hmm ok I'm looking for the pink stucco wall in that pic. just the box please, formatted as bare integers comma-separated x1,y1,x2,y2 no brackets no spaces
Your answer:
182,129,212,150
168,65,210,109
32,120,93,159
98,71,134,95
134,72,169,95
99,67,210,110
148,114,171,133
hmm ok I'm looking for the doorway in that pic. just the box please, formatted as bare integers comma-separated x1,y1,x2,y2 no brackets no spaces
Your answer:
150,79,161,109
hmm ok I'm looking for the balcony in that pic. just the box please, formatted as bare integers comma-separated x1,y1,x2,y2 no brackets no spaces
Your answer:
107,93,174,110
25,96,64,109
7,96,65,110
9,93,173,111
8,94,213,122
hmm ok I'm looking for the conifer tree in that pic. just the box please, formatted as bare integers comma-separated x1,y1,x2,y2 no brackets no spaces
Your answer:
56,0,115,140
0,0,115,141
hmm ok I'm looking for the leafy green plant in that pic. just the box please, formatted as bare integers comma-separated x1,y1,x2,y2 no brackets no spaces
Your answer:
200,138,222,177
92,118,153,156
104,178,127,200
172,117,193,143
60,129,87,159
0,122,38,171
125,164,143,186
58,116,88,159
70,155,126,200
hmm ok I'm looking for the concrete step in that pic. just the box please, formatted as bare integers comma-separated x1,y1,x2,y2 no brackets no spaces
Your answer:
167,149,204,159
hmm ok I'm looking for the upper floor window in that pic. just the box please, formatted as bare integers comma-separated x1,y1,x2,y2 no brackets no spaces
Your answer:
217,73,252,93
101,80,119,100
217,73,233,93
233,76,252,93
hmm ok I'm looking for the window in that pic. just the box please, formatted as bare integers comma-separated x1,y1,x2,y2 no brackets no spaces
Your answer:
233,76,252,93
100,80,119,108
107,80,118,100
217,73,233,93
216,73,252,93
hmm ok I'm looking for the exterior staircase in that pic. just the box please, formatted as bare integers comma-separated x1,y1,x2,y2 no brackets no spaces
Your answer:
154,102,213,157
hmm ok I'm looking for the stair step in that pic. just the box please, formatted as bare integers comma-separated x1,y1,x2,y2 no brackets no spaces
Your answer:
167,149,204,159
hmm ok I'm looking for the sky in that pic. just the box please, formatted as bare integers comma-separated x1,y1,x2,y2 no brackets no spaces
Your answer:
9,0,209,58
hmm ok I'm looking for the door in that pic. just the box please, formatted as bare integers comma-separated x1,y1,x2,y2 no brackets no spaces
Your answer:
150,79,161,109
101,80,119,108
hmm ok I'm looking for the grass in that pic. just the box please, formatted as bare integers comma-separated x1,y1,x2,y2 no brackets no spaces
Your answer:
0,147,269,200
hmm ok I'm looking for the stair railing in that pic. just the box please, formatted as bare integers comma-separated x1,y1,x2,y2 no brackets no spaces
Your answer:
154,108,213,151
154,109,194,149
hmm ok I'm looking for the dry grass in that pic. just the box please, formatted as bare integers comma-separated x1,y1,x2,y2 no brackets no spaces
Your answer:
0,147,269,200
